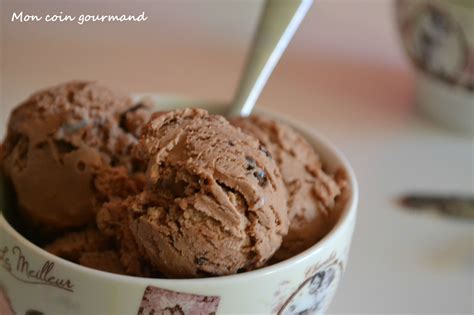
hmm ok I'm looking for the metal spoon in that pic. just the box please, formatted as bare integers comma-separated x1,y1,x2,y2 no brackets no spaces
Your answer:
227,0,313,117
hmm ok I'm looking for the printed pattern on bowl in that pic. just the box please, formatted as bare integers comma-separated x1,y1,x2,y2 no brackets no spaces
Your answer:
0,244,75,293
137,286,220,315
272,252,343,314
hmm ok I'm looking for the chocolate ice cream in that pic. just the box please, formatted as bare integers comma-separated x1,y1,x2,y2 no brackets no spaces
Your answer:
97,198,152,277
45,226,113,262
44,227,126,274
232,115,344,261
0,81,150,231
103,108,289,278
1,80,349,279
79,251,125,275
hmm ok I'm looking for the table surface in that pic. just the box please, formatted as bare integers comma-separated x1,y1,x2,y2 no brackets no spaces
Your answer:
1,1,473,313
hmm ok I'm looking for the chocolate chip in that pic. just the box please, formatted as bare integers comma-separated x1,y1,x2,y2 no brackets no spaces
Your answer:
195,256,208,265
53,139,78,154
245,156,256,170
253,169,268,186
228,140,235,146
167,117,178,125
259,144,271,158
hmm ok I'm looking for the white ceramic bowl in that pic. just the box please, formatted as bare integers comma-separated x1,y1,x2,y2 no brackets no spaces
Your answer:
0,98,358,315
396,0,474,134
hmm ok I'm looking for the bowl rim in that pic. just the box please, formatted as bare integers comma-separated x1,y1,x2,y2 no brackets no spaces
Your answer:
0,102,358,285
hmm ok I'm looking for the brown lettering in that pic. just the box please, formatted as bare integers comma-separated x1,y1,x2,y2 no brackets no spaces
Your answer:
1,244,74,292
13,246,30,274
40,261,54,280
64,280,74,290
47,276,56,283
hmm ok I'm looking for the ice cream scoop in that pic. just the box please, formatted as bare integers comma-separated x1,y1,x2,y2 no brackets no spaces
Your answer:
124,108,289,278
0,81,150,231
231,115,344,261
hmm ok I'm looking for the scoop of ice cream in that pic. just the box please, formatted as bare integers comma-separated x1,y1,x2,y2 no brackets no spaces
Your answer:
79,250,125,274
45,227,128,275
0,81,150,230
97,198,152,277
231,115,342,261
123,108,288,278
44,227,113,262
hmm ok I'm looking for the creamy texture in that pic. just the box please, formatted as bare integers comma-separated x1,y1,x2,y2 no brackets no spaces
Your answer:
0,81,150,230
232,115,343,261
121,108,289,278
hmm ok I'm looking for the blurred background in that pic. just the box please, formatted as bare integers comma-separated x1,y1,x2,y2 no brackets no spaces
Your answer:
1,0,473,313
1,0,409,136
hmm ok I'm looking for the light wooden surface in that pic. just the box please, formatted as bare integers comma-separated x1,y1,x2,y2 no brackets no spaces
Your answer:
1,1,473,313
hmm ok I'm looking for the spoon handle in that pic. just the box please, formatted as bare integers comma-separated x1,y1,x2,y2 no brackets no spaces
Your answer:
399,194,474,220
228,0,313,117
